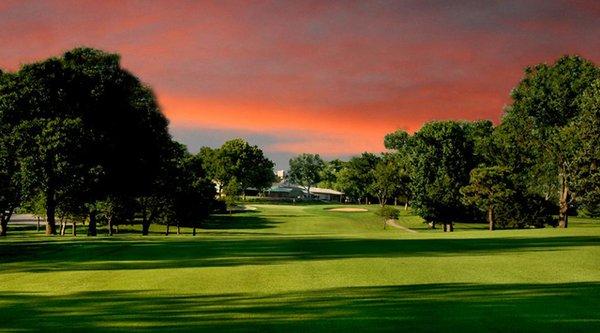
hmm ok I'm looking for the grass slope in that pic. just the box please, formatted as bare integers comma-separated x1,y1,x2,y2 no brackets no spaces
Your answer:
1,204,599,332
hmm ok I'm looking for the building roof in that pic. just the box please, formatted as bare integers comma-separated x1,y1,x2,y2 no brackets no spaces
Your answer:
308,187,343,195
269,183,343,195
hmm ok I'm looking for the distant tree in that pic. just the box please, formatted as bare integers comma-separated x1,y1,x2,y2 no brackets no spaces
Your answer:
318,159,345,190
371,154,402,209
174,153,216,235
383,130,416,208
410,121,485,231
223,178,243,214
206,139,275,197
337,153,380,204
375,205,400,229
506,55,599,228
288,153,325,198
461,167,515,231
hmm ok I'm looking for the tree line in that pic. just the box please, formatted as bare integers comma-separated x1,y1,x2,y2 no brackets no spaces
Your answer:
0,47,275,236
1,49,598,235
288,55,599,231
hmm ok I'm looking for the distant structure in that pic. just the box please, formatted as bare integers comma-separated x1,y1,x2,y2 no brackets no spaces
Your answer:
276,170,287,182
266,170,344,202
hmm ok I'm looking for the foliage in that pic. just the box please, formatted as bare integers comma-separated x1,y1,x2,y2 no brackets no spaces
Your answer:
337,153,380,203
571,79,600,215
505,55,599,227
288,153,325,196
0,47,174,235
318,159,345,190
461,167,515,230
409,121,485,225
202,139,275,195
375,205,400,220
370,154,404,207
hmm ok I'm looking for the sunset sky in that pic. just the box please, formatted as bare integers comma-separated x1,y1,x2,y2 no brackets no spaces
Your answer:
1,0,599,168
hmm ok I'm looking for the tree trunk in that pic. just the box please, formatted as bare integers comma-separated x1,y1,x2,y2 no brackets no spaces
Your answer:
192,227,196,236
107,216,114,236
176,223,180,235
36,217,40,232
394,198,397,206
45,191,57,235
88,210,97,236
558,178,569,228
0,216,7,237
428,221,436,229
443,223,454,232
72,221,77,236
141,205,151,236
165,224,170,236
115,225,119,234
60,219,66,236
404,201,408,210
487,206,494,231
142,222,151,236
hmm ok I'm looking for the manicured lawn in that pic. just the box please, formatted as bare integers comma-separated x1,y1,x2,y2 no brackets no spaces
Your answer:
1,204,599,332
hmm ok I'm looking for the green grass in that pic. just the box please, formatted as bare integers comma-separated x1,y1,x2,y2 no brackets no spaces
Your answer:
1,204,599,332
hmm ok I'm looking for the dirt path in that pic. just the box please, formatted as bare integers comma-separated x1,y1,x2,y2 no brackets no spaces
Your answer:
386,219,418,233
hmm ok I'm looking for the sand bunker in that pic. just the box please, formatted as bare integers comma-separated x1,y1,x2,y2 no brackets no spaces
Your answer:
328,207,368,212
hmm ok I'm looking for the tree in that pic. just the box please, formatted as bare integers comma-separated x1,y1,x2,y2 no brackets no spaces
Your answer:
0,137,20,237
410,121,486,231
571,79,600,216
337,153,379,204
174,153,216,235
506,55,599,228
13,118,88,235
384,130,417,208
205,139,275,197
318,159,345,190
0,70,21,236
223,178,242,214
384,130,410,151
0,47,175,236
288,153,325,198
461,167,515,231
371,154,402,209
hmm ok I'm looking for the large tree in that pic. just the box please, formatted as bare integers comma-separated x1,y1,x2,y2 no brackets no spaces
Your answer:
571,79,600,216
409,121,488,231
0,47,174,235
288,153,325,198
505,55,599,228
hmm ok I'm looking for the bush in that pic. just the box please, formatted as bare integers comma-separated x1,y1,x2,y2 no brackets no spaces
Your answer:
376,206,400,220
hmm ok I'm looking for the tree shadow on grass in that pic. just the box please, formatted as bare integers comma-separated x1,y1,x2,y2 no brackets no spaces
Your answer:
201,213,279,230
0,235,598,272
0,282,598,332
